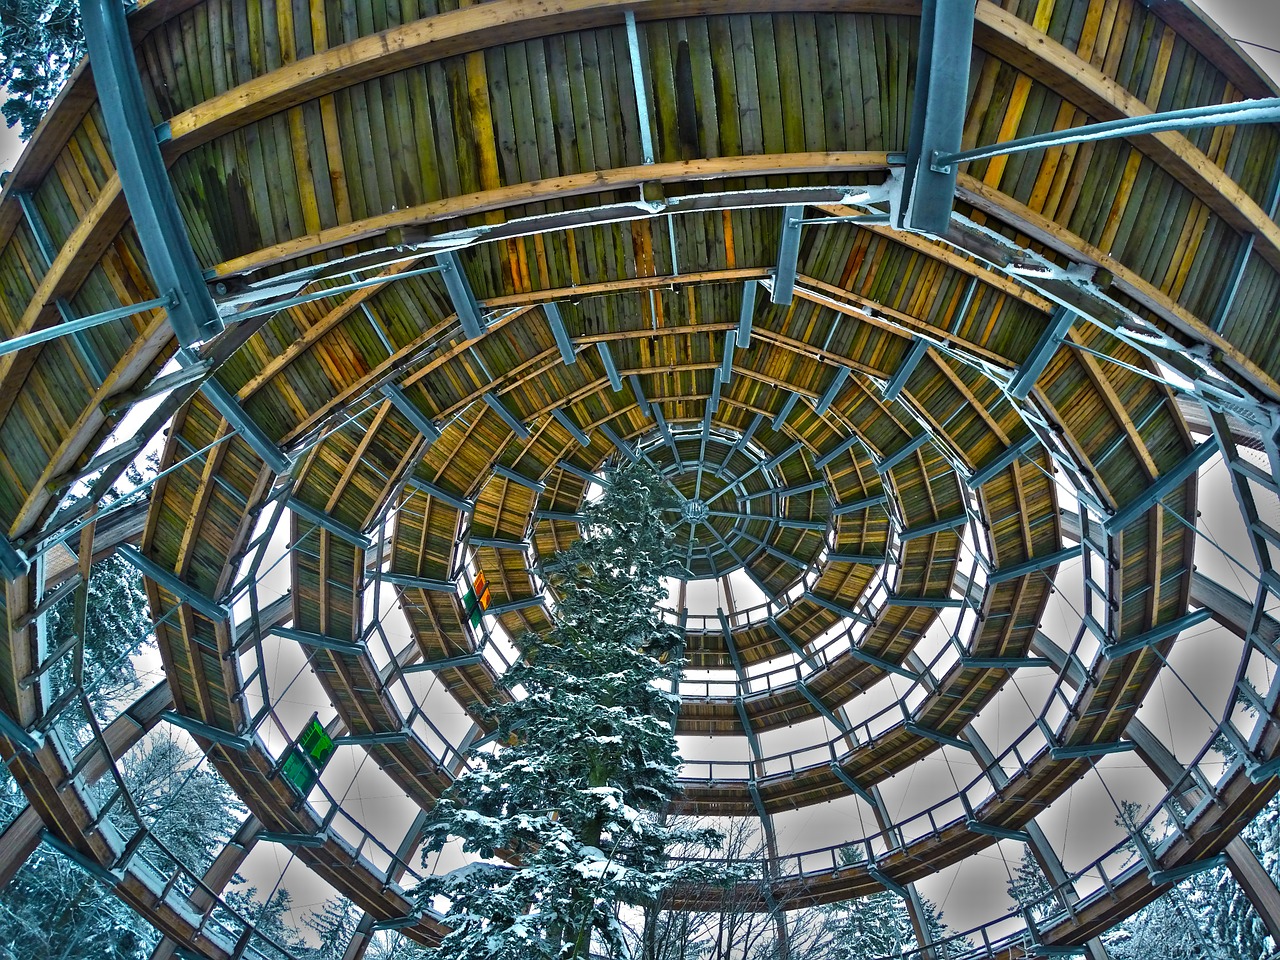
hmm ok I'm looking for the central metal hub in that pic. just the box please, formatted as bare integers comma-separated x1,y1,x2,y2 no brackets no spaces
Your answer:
681,499,709,523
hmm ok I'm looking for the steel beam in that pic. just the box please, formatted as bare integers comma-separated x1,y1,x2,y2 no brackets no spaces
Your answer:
814,435,862,471
771,206,805,305
883,337,929,402
898,513,968,541
904,722,968,751
484,596,543,616
405,477,473,512
886,594,964,609
895,0,974,233
288,498,373,550
551,407,592,448
380,384,440,444
623,10,656,165
0,535,29,580
965,819,1031,843
832,493,888,517
160,710,251,750
875,433,930,474
771,392,800,430
80,0,223,345
544,302,576,364
437,251,486,339
481,392,530,439
598,423,638,462
738,280,758,347
272,626,365,656
778,478,826,498
960,657,1052,670
828,552,887,564
118,545,228,622
401,653,485,673
1103,438,1218,533
828,763,875,804
197,376,292,475
1009,307,1076,401
556,460,599,486
934,98,1280,173
988,546,1082,585
470,535,530,551
257,831,328,848
803,591,871,625
379,572,455,592
1102,608,1212,659
333,731,411,746
845,645,919,680
813,365,851,415
1049,739,1134,761
491,464,545,493
597,341,624,391
969,434,1039,487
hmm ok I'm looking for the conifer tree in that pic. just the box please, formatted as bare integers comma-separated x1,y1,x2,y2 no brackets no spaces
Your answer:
413,460,726,959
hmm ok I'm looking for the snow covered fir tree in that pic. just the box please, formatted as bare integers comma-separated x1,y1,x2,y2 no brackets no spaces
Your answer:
410,461,730,959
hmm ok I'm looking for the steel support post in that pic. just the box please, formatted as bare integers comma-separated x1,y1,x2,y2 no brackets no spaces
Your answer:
895,0,974,233
79,0,222,346
966,728,1111,960
1127,719,1280,944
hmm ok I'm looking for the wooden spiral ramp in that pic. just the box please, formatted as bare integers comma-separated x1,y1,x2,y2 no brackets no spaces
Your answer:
3,0,1280,957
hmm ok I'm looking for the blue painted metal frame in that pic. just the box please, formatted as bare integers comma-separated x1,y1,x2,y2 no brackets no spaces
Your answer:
987,545,1082,585
551,408,591,448
904,721,968,751
814,435,862,471
557,460,599,485
381,383,440,444
194,371,292,475
875,433,930,474
118,544,228,621
481,392,531,439
380,572,455,592
544,302,577,363
770,206,806,305
738,280,758,347
491,464,545,492
719,331,737,384
288,497,374,550
1103,608,1213,659
79,0,224,346
437,251,486,340
813,365,851,415
597,341,624,391
1009,307,1076,401
402,653,485,673
160,709,251,750
629,374,652,416
832,493,888,517
934,98,1280,172
895,0,974,234
829,763,876,804
771,392,799,431
273,626,365,655
969,434,1039,487
883,337,929,402
1104,438,1218,533
406,477,474,512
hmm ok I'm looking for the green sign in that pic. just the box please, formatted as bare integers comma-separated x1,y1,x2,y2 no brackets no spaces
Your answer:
280,716,335,799
298,716,336,768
